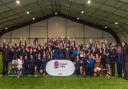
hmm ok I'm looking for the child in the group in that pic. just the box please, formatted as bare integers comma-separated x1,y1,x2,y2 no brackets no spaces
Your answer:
17,56,23,78
12,59,17,75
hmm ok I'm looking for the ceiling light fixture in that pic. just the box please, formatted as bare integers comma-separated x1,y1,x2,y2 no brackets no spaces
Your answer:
77,17,79,20
16,0,20,4
81,10,84,14
5,27,8,30
115,22,118,25
32,17,35,20
26,11,30,14
55,12,58,15
105,26,108,28
87,0,91,4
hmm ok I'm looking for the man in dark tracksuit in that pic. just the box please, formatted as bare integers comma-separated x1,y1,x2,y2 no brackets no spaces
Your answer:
74,56,80,76
124,44,128,79
1,45,9,75
121,45,126,78
110,48,117,76
23,56,29,75
116,45,124,77
29,55,35,75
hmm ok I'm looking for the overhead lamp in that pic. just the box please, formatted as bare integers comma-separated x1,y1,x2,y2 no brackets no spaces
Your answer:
16,0,20,4
32,17,35,20
5,27,8,29
77,17,79,20
87,0,91,4
105,26,108,28
115,22,118,25
55,12,58,15
26,11,30,14
81,10,84,14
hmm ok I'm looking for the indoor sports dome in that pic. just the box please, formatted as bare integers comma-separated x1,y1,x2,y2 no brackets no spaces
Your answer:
0,0,128,89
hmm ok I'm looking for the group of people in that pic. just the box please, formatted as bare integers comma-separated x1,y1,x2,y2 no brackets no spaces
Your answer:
0,37,128,79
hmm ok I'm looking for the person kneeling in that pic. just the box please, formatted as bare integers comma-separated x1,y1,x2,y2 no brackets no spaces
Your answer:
17,56,23,78
94,66,101,76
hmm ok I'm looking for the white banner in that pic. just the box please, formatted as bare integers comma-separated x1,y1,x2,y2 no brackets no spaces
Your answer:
46,60,75,76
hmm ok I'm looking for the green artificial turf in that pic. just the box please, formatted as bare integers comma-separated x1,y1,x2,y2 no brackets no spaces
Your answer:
0,76,127,89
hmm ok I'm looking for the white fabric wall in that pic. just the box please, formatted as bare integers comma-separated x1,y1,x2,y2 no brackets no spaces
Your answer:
48,17,65,37
1,32,11,43
12,26,29,38
1,17,116,44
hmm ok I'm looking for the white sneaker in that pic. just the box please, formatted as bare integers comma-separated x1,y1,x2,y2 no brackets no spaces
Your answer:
17,75,19,78
35,75,37,77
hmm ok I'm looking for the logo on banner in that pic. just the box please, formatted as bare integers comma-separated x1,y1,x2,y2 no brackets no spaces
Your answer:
54,61,59,69
46,60,75,76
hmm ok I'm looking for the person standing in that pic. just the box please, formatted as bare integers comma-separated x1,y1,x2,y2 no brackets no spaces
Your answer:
36,53,42,75
1,44,9,75
121,42,126,78
86,55,96,76
7,46,13,74
29,55,34,75
74,55,81,76
110,46,117,77
124,43,128,79
40,57,47,75
116,44,123,77
23,55,29,75
105,48,111,77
